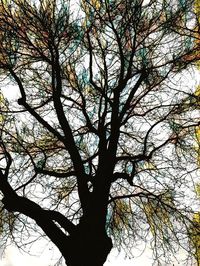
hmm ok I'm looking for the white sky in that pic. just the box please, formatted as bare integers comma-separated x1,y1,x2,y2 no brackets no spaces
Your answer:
0,245,154,266
0,86,191,266
0,59,199,266
0,242,188,266
0,1,199,265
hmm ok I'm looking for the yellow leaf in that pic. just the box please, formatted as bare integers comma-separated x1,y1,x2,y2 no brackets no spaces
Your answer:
91,0,101,10
111,199,131,231
190,212,200,264
195,86,200,98
195,184,200,199
142,193,174,236
195,126,200,167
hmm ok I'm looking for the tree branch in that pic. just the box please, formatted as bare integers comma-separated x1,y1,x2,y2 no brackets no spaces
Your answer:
9,69,65,142
45,210,76,234
0,169,75,257
51,49,90,213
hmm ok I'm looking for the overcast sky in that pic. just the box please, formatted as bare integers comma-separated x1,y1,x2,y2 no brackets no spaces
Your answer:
0,243,189,266
0,4,199,263
0,245,155,266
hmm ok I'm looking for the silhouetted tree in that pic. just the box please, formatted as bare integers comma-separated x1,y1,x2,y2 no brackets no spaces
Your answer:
186,1,200,265
0,0,199,265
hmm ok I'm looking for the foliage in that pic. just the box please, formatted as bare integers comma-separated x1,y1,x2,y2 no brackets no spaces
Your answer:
185,1,200,264
0,0,199,265
189,191,200,266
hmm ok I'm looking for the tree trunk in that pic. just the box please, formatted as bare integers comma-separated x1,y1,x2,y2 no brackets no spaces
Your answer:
64,222,113,266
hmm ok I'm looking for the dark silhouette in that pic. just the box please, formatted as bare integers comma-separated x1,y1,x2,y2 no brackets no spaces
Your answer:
0,0,199,265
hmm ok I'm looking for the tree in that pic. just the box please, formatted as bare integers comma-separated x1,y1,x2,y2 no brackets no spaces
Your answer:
187,0,200,264
0,0,199,265
190,188,200,266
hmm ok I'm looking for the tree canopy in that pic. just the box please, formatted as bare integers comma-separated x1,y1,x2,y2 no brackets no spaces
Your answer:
0,0,199,265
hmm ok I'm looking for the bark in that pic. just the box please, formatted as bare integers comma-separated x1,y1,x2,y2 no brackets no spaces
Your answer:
63,187,113,266
3,192,113,266
65,222,113,266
